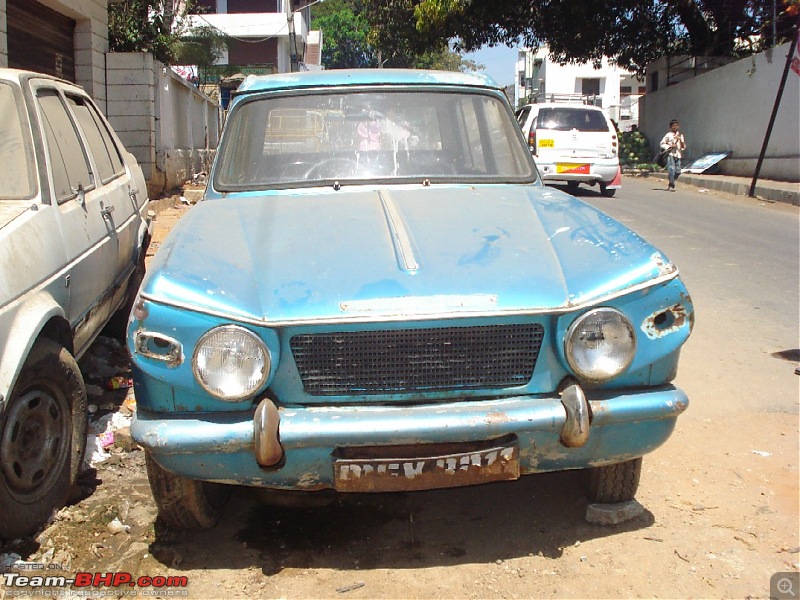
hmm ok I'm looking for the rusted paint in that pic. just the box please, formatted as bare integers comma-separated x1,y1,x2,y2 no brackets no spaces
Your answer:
485,410,513,425
642,303,690,339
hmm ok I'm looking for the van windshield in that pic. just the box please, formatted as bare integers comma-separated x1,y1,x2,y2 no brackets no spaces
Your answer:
536,108,610,133
215,89,538,190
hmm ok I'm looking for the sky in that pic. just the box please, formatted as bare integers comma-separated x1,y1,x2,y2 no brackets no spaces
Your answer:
463,44,519,87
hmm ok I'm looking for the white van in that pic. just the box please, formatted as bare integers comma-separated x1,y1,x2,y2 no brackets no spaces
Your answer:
516,103,621,197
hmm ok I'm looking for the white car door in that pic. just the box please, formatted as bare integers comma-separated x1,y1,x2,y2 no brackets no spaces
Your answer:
62,90,140,291
32,82,118,352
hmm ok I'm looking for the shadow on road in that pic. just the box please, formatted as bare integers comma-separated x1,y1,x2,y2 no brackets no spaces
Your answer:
149,471,655,575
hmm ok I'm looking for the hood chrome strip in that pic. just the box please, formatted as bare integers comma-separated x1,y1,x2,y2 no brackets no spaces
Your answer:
378,190,419,272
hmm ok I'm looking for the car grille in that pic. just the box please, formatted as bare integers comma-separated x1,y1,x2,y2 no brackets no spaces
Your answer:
290,323,544,396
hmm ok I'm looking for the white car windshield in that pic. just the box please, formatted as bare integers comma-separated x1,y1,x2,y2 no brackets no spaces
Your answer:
215,89,538,190
0,82,36,200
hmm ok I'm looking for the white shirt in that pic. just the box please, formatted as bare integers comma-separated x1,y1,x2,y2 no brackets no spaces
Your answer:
660,131,686,159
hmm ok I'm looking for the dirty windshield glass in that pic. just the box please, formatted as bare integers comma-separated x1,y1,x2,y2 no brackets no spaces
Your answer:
215,90,536,190
0,82,36,200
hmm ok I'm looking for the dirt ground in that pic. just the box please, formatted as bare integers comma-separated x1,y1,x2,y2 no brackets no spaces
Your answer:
1,186,798,600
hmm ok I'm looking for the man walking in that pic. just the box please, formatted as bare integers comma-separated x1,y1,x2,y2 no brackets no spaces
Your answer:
660,119,686,191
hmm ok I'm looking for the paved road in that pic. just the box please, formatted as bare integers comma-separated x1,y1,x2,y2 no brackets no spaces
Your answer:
575,176,799,417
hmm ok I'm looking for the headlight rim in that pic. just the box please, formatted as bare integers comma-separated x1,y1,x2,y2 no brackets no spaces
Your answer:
192,324,271,401
564,307,637,383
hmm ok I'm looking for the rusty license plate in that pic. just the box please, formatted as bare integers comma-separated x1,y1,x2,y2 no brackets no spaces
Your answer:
333,439,520,492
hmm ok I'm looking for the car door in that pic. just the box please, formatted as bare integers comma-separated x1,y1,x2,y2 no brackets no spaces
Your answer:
32,81,118,352
62,90,140,291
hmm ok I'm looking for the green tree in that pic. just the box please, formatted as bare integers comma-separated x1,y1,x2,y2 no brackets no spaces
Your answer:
361,0,799,76
109,0,192,65
313,0,482,71
175,25,230,70
311,1,378,68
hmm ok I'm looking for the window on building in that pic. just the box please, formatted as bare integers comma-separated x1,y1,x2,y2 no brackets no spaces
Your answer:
581,78,601,96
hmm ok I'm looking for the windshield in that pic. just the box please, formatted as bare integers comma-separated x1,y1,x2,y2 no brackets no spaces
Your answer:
215,89,537,190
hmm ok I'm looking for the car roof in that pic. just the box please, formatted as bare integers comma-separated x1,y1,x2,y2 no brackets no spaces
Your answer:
235,68,501,95
0,67,80,88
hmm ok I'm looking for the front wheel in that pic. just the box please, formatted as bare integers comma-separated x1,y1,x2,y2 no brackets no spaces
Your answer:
586,458,642,503
599,182,616,197
0,340,87,539
145,453,230,529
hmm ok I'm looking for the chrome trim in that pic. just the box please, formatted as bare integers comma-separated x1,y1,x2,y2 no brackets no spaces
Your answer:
254,398,283,467
560,383,590,447
378,190,419,272
138,271,680,328
133,330,183,367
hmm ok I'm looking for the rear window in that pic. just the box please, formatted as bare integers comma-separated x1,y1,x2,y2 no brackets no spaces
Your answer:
536,108,610,133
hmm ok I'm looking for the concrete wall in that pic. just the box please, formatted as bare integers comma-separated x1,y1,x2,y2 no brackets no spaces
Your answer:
642,42,800,182
106,52,221,196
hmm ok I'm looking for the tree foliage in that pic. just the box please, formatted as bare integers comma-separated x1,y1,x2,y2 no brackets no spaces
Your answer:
311,0,378,68
110,0,230,67
360,0,799,75
312,0,483,71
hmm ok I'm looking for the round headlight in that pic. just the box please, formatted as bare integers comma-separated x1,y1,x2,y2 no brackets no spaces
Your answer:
193,325,270,400
565,308,636,382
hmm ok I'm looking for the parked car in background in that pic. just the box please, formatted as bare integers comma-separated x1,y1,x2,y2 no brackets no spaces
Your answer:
516,102,621,196
130,69,692,530
0,69,151,539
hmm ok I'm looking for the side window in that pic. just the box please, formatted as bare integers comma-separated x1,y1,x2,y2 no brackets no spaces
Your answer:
0,82,36,200
37,89,93,204
66,94,124,183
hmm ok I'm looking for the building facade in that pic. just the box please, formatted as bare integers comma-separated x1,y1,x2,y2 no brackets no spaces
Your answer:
515,46,646,129
0,0,109,106
187,0,321,79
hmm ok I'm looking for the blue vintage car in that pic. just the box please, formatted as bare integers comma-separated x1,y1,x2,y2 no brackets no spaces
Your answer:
129,70,693,529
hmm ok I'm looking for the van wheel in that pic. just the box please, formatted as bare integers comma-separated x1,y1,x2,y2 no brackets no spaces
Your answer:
599,182,616,197
0,340,86,539
145,453,230,529
587,458,642,503
566,181,580,193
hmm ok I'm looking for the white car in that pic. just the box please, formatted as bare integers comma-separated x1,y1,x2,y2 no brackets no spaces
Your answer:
0,69,152,539
516,103,621,196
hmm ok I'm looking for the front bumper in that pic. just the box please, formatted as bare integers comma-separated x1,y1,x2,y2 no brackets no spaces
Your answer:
132,385,688,491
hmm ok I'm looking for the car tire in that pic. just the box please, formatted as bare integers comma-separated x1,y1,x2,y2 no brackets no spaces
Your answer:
0,340,87,539
586,457,642,503
145,452,230,529
599,182,616,197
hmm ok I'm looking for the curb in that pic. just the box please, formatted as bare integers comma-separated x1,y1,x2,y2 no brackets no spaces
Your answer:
624,170,799,206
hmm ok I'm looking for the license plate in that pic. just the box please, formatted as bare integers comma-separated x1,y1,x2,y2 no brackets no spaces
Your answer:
539,138,554,148
333,438,520,492
556,163,590,174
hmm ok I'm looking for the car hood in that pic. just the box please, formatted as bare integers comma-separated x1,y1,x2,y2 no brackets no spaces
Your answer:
143,184,677,323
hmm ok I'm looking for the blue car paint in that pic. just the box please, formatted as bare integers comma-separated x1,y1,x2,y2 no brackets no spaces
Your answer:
130,69,694,495
132,386,687,488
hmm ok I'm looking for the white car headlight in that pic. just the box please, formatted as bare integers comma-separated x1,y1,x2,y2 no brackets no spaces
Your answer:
565,308,636,382
193,325,270,400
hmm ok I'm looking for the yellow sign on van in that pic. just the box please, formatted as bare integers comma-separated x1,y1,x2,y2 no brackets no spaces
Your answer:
539,139,554,148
